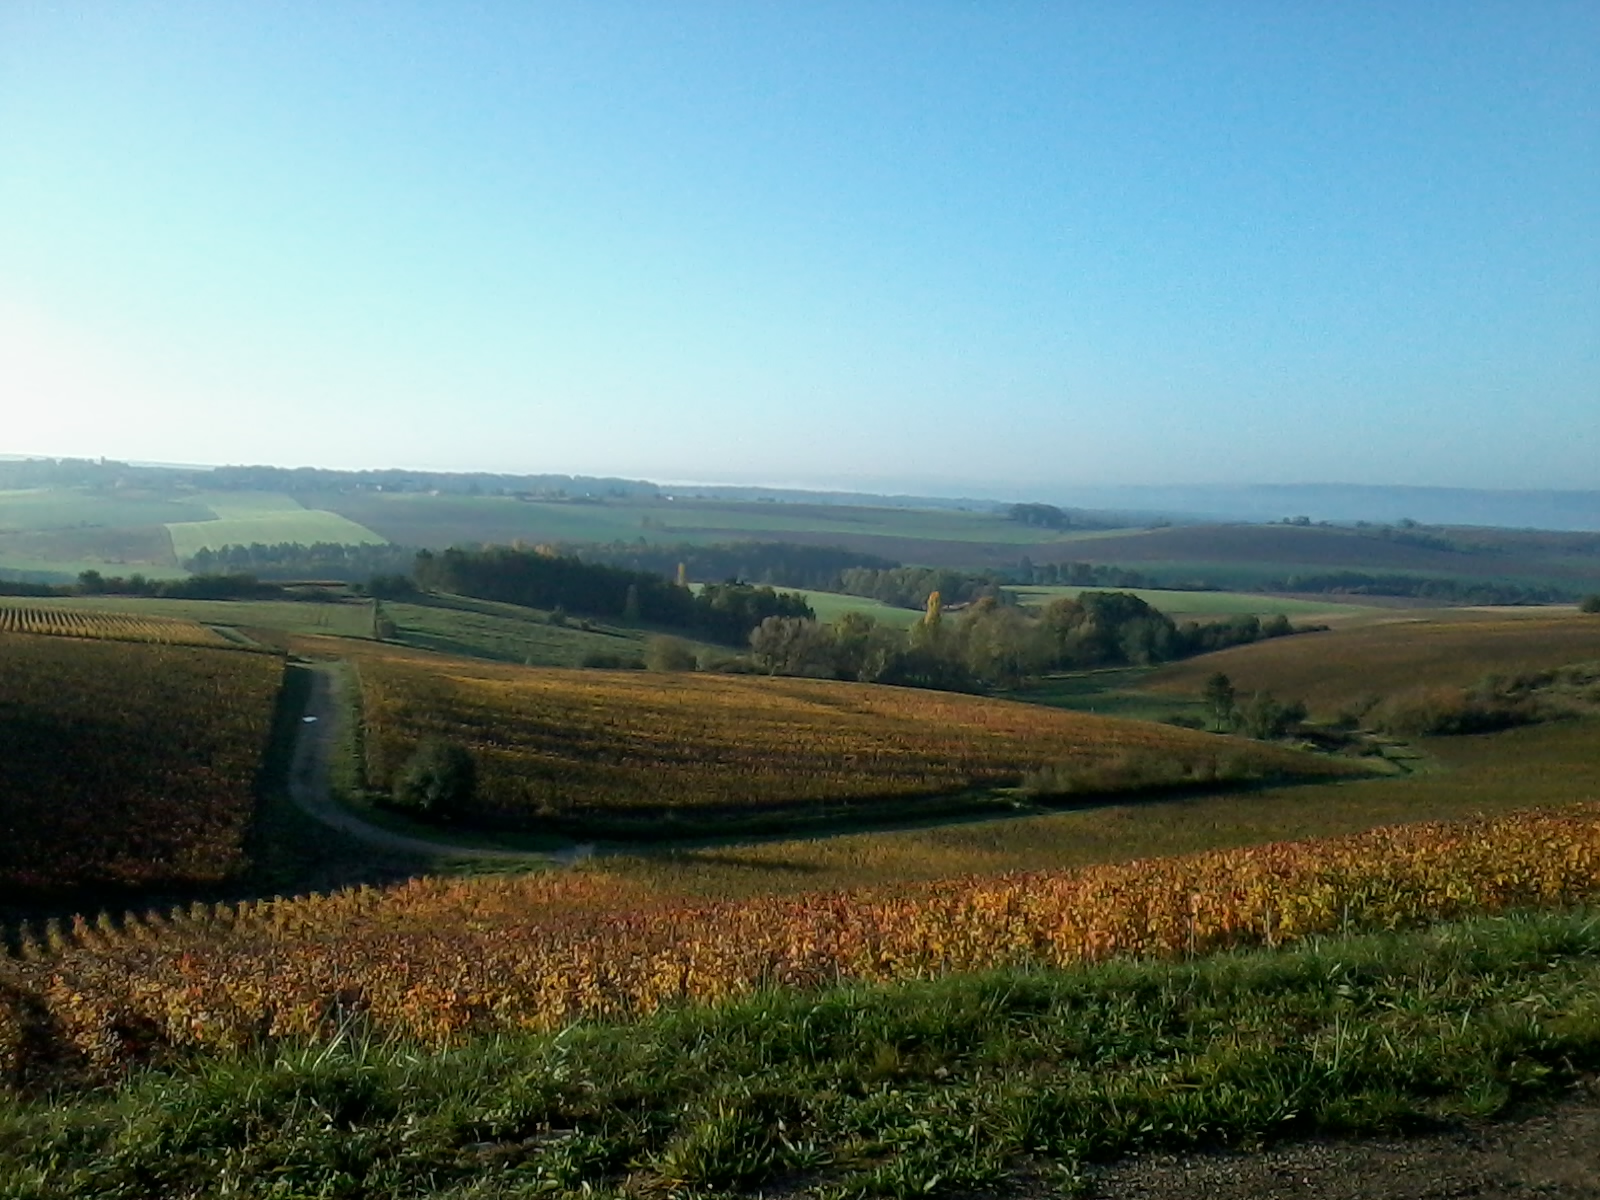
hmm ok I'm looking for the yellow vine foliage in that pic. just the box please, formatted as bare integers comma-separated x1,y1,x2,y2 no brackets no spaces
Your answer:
347,643,1357,819
0,606,228,647
1147,613,1600,717
3,805,1599,1080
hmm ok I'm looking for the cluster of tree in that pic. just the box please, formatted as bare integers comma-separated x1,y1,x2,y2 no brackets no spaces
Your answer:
563,540,896,590
1007,502,1072,529
694,581,814,641
834,566,1005,609
1004,559,1161,589
1262,571,1569,604
1350,520,1484,555
184,541,418,581
75,571,286,599
1581,594,1600,614
0,457,137,489
416,546,690,623
741,591,1310,692
1201,673,1308,739
0,579,62,597
0,456,660,500
413,546,811,643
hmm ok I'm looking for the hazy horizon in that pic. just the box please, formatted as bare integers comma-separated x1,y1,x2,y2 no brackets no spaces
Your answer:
3,3,1596,491
10,448,1600,533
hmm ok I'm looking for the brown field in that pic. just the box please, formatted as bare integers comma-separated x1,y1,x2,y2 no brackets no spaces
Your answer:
0,603,229,647
335,640,1357,824
0,631,285,891
1143,612,1600,717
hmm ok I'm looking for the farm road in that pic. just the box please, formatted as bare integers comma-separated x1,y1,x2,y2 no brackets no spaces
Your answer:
1078,1083,1600,1199
287,662,589,865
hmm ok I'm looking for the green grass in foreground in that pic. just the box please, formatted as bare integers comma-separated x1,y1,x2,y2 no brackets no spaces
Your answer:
5,910,1599,1198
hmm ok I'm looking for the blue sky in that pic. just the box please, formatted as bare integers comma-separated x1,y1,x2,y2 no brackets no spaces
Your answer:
2,1,1595,493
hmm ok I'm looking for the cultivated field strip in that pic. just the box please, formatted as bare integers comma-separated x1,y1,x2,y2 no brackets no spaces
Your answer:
1147,612,1600,716
0,604,229,646
349,643,1357,820
2,805,1598,1079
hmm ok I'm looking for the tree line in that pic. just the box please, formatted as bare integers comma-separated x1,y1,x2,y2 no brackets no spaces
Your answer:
0,571,292,600
413,546,812,643
185,541,418,581
743,591,1310,692
555,540,897,591
1263,571,1572,605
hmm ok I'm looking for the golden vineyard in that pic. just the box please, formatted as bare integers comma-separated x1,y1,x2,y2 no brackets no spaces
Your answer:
0,632,285,889
350,643,1360,820
4,805,1599,1080
0,604,228,647
1148,613,1600,716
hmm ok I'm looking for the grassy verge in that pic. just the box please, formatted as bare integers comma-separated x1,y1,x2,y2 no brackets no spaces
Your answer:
5,909,1600,1197
322,658,368,809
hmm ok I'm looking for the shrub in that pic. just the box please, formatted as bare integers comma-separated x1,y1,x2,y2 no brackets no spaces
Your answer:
1581,594,1600,614
1369,685,1537,737
1235,692,1307,740
580,651,645,670
645,635,700,672
391,739,477,822
1019,751,1261,798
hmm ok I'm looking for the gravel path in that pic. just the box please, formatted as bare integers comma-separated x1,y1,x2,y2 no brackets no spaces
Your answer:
286,662,590,864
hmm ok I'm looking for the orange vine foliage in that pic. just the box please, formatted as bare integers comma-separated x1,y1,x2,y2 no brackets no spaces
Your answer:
3,805,1599,1080
348,644,1354,819
0,632,284,889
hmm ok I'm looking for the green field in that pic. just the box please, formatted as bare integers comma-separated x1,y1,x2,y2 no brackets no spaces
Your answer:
165,492,387,558
0,487,201,579
764,587,925,628
316,490,1129,551
1008,584,1382,624
1002,666,1210,724
0,547,186,583
0,487,213,531
381,593,723,667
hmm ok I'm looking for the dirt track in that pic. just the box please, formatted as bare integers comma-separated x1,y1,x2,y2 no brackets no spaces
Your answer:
1080,1083,1600,1198
286,662,587,864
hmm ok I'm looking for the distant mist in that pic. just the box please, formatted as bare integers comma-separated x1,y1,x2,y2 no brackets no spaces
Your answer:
1035,485,1600,532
